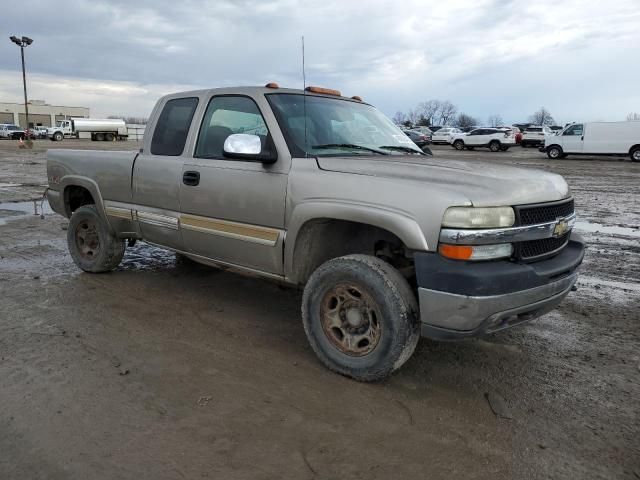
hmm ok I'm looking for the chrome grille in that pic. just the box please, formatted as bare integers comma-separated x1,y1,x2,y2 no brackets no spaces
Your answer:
516,199,574,226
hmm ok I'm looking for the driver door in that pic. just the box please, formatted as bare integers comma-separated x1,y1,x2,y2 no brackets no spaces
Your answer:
179,95,287,275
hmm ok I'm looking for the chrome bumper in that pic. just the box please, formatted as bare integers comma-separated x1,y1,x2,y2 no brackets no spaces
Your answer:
418,272,578,340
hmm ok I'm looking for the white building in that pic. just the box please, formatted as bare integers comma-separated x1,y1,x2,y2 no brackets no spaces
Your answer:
0,100,89,127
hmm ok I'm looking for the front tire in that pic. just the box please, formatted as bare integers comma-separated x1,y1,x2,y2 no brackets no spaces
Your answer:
453,139,465,150
67,205,125,273
547,145,563,159
489,140,500,152
631,147,640,162
53,132,63,141
302,254,420,382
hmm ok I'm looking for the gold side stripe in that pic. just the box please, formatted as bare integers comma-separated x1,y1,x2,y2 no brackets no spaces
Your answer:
136,211,179,230
180,214,280,246
105,206,133,220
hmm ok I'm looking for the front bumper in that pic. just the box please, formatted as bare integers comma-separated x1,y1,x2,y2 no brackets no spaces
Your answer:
415,236,584,340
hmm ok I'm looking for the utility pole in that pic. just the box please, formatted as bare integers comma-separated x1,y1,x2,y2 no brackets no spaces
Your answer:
9,35,34,148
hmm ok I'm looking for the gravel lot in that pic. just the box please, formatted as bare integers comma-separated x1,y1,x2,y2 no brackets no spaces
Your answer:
1,139,638,479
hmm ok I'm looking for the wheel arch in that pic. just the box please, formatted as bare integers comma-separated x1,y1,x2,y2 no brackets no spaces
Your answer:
60,176,109,225
284,202,428,284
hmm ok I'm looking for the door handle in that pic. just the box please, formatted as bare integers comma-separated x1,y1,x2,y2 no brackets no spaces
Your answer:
183,171,200,186
581,136,584,141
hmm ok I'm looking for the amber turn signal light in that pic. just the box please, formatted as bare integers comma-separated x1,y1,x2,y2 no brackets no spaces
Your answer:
265,82,279,88
438,244,473,260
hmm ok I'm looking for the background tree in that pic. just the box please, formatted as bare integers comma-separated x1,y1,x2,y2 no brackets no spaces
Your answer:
487,114,503,127
454,113,478,129
626,112,640,121
528,107,555,126
438,101,457,126
416,100,441,126
392,111,407,125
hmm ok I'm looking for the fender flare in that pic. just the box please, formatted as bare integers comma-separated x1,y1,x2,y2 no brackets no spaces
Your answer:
58,176,113,232
284,201,429,282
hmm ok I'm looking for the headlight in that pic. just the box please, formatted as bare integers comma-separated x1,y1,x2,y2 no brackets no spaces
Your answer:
442,206,515,228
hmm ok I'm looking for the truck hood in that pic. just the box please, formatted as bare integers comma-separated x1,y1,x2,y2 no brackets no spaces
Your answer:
316,156,570,207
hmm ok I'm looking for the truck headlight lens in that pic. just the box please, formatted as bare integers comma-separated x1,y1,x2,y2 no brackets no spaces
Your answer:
439,243,513,261
442,206,515,228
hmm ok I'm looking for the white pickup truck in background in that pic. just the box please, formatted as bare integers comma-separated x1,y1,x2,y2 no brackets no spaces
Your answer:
542,121,640,161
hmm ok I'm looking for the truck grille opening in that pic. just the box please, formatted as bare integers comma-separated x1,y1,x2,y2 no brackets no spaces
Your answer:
517,232,570,260
516,199,574,226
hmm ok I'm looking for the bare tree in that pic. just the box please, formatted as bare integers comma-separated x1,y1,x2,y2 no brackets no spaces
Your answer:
528,107,555,126
416,100,441,126
627,112,640,121
454,113,478,129
392,111,407,125
487,114,503,127
438,101,457,126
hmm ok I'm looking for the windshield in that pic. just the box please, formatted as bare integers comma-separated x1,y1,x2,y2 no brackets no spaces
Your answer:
8,126,20,131
266,93,425,157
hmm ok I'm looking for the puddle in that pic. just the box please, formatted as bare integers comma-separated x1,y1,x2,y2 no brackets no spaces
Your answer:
574,221,640,238
0,199,53,226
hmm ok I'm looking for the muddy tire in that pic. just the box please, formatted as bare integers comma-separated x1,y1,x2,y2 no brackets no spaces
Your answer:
453,139,465,150
547,145,563,159
489,140,500,152
631,147,640,162
67,205,125,273
302,254,420,382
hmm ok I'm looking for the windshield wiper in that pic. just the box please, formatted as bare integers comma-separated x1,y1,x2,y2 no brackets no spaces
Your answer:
378,145,425,155
312,143,389,155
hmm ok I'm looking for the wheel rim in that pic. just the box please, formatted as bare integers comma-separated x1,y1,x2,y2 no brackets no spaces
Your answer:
633,150,640,160
455,141,463,150
490,143,499,151
320,283,382,357
550,148,560,158
74,219,101,260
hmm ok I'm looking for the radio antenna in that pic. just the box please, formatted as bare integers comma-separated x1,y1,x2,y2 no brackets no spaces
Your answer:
302,35,308,157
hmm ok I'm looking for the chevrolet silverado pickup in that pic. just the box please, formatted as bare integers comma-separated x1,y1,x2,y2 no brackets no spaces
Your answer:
46,84,584,381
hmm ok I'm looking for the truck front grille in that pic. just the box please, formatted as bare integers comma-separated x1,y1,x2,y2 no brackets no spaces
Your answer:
516,232,570,260
516,199,574,226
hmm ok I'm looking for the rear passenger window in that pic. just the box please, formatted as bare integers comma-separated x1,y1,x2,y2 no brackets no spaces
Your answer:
151,97,199,156
195,96,269,159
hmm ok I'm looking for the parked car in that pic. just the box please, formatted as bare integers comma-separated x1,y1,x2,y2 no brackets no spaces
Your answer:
451,128,516,152
521,126,553,147
409,126,433,136
431,127,461,144
0,124,23,139
402,129,431,148
33,126,49,138
46,84,583,382
509,126,523,144
541,121,640,161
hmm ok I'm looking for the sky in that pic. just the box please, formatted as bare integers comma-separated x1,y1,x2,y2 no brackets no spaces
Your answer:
1,0,639,124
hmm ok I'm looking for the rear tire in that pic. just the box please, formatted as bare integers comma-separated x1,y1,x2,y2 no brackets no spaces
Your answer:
105,133,114,142
67,205,125,273
302,254,420,382
547,145,563,159
489,141,500,152
95,133,105,141
500,145,509,151
453,139,465,150
631,147,640,162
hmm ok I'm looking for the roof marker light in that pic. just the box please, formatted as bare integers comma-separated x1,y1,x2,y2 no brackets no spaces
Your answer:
305,86,341,96
265,82,279,88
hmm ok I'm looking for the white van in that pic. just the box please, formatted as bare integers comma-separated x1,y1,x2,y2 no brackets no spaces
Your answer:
542,121,640,161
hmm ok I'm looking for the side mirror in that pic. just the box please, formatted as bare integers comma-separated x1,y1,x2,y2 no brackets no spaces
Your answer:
223,133,276,163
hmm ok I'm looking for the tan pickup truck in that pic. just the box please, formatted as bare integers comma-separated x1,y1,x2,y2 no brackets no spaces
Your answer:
46,84,584,381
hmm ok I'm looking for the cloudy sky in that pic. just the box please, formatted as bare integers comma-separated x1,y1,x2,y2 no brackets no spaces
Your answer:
1,0,638,124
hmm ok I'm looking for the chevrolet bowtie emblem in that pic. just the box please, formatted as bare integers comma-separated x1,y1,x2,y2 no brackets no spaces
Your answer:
553,219,570,238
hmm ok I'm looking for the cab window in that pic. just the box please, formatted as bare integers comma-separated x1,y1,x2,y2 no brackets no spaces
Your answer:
195,96,270,159
151,97,199,156
563,124,583,136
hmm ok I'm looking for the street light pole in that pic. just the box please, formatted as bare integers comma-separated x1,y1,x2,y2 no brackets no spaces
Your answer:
9,35,33,148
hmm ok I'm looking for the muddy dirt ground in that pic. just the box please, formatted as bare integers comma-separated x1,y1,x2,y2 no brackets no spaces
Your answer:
0,139,638,479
